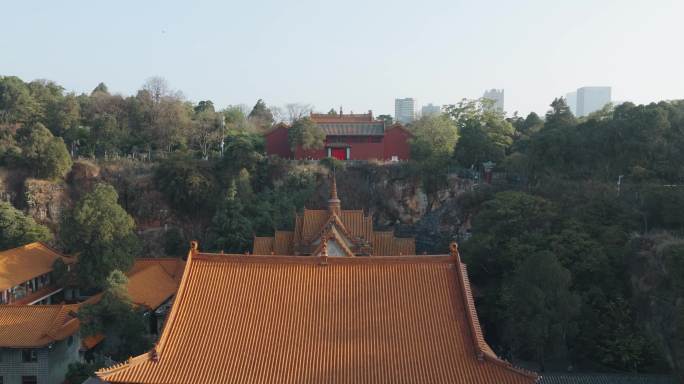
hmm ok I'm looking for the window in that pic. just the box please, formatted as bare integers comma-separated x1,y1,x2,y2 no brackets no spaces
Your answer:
21,376,37,384
22,349,37,363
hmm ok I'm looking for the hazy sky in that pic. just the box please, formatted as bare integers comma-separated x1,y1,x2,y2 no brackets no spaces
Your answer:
2,0,682,117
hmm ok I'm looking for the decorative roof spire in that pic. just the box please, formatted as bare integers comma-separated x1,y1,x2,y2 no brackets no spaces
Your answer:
328,171,341,216
449,242,460,261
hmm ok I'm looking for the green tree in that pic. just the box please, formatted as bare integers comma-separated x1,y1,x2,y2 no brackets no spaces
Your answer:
91,114,120,156
78,270,151,361
61,184,139,289
0,202,52,250
248,99,274,131
91,82,109,95
502,251,581,368
376,114,393,125
464,191,556,279
410,115,458,161
208,181,253,253
288,117,325,151
408,115,458,205
0,76,40,124
222,105,251,132
154,156,219,219
445,99,514,169
16,123,73,179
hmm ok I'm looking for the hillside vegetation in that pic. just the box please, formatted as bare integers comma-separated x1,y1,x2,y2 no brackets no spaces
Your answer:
1,75,684,378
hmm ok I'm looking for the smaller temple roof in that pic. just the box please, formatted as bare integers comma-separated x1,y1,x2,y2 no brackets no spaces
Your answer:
85,258,184,311
126,263,180,310
0,242,76,291
0,304,80,347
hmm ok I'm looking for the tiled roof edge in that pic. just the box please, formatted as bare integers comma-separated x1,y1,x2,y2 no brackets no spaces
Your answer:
451,243,538,381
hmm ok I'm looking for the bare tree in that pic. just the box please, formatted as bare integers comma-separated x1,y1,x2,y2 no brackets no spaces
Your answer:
142,76,184,103
285,103,313,123
191,110,222,159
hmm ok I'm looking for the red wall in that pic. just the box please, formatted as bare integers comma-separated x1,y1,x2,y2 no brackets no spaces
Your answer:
383,125,413,160
266,127,413,161
264,126,293,158
296,137,385,160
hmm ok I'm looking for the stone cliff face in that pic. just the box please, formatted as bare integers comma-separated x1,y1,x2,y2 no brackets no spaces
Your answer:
308,164,473,253
23,179,69,227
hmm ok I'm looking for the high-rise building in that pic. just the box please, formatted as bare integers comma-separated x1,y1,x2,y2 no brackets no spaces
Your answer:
482,89,504,112
421,103,441,117
395,98,416,124
576,86,611,117
565,91,577,115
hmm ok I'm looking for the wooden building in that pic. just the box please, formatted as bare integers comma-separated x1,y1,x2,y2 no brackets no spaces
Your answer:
264,110,413,161
0,243,76,305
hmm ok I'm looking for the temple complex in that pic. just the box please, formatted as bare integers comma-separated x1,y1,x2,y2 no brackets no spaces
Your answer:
97,179,537,384
253,176,415,256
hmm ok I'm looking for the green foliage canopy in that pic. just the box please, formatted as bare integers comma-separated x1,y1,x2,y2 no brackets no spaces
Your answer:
61,183,139,289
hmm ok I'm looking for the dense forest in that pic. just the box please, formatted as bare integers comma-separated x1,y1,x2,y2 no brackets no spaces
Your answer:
1,75,684,379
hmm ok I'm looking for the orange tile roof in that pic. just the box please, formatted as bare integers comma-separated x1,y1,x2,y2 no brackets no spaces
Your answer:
128,258,185,281
98,246,537,384
0,242,75,291
0,304,80,347
86,259,184,310
258,207,411,257
372,231,416,256
252,236,274,255
82,333,105,350
126,263,180,310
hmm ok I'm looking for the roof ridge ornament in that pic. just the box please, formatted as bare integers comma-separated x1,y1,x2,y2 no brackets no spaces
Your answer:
328,171,341,216
449,242,460,261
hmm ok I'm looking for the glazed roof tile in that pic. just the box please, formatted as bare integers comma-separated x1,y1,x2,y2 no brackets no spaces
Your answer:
0,304,80,347
317,123,385,136
98,251,537,384
0,242,75,291
126,264,180,310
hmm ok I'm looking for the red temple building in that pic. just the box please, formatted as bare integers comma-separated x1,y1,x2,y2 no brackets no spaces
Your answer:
264,110,413,161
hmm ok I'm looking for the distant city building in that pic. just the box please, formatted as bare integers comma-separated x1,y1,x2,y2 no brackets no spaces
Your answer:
566,91,577,115
394,98,416,124
576,86,611,117
482,89,504,112
421,103,441,117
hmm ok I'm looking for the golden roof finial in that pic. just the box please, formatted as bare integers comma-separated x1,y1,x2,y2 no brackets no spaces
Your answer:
328,170,341,215
449,242,460,260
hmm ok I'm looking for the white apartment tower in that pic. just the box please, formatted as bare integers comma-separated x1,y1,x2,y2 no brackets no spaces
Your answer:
421,103,441,117
395,98,416,124
576,86,611,117
483,89,504,113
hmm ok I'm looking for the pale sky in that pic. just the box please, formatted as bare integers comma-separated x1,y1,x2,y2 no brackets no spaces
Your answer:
1,0,683,117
